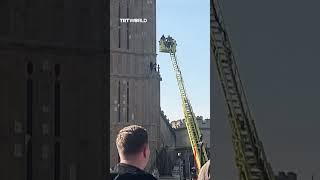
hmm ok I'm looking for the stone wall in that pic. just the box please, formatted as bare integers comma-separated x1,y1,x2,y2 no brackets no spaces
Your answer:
0,0,108,179
172,117,210,149
171,117,210,178
275,172,297,180
109,0,161,171
160,111,176,149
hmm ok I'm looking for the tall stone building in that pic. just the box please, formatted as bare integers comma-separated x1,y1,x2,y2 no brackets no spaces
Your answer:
109,0,161,171
0,1,108,180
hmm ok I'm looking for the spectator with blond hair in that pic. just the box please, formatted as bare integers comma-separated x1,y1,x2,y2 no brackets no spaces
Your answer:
111,125,157,180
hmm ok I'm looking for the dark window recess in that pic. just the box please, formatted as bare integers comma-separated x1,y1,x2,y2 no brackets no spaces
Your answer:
127,1,130,49
54,142,60,180
26,62,33,180
27,140,32,180
206,148,210,159
127,82,129,122
55,64,61,77
54,81,60,136
118,3,121,48
25,0,32,9
189,155,195,168
0,1,8,7
141,0,143,17
27,79,33,135
55,0,64,8
27,62,33,75
127,25,129,49
118,81,121,122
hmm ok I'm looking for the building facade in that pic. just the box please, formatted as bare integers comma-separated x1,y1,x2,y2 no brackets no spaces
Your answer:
158,114,211,178
157,111,177,176
275,172,298,180
171,117,211,178
0,1,108,180
160,111,176,149
172,116,211,149
109,0,161,171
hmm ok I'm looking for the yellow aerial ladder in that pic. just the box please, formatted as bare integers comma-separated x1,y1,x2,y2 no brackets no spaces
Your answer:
159,35,209,173
211,0,275,180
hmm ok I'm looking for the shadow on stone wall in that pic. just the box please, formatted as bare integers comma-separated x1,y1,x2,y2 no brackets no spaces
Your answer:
156,146,175,176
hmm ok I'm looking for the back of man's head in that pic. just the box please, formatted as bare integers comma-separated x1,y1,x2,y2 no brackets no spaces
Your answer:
116,125,150,169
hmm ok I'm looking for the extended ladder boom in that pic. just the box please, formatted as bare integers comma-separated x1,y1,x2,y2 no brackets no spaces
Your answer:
159,36,208,173
211,1,275,180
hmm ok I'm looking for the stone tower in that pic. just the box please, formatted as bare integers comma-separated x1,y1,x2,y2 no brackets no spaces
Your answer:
109,0,161,171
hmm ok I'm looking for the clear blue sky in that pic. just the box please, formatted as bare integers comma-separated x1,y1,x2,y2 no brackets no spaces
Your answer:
156,0,210,121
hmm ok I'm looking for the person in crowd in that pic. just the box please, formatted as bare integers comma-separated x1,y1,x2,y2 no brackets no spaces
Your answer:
111,125,157,180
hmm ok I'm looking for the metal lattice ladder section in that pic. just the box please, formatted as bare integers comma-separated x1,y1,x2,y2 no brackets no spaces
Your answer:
211,1,275,180
169,52,208,172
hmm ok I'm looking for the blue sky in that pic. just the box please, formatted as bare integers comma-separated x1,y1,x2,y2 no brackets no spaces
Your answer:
156,0,210,121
